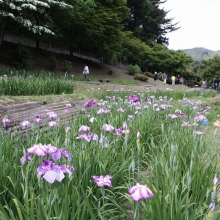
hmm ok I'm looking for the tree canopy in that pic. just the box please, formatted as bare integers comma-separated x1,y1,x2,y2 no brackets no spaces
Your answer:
0,0,193,74
0,0,71,46
124,0,179,45
200,55,220,80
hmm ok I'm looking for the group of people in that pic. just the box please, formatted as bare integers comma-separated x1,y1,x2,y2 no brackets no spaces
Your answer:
153,72,184,86
153,72,168,85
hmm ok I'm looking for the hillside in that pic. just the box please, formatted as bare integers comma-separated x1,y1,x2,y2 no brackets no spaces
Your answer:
0,41,133,81
181,47,220,61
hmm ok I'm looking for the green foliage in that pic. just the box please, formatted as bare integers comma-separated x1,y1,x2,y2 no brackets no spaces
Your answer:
134,73,148,81
200,55,220,80
50,55,59,71
112,78,140,85
0,88,219,219
119,31,152,68
10,45,32,69
144,72,153,77
64,60,72,72
0,72,73,95
125,0,180,45
127,64,140,76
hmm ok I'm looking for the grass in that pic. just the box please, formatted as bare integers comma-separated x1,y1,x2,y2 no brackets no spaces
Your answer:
0,82,220,219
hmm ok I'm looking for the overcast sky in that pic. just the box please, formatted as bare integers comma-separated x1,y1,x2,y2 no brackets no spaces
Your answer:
161,0,220,51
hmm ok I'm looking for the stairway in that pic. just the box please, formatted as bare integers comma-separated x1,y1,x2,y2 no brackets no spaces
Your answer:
0,98,86,131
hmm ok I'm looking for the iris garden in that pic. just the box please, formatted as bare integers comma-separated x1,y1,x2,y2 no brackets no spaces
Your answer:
0,78,220,219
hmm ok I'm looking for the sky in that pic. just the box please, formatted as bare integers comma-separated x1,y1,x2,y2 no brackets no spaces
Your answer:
161,0,220,51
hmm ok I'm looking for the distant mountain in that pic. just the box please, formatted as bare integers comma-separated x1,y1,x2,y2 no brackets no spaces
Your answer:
181,47,220,61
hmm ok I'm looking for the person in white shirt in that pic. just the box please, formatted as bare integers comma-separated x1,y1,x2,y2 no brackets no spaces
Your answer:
83,65,89,82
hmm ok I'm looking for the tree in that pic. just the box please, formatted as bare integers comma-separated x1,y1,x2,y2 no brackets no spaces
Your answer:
119,31,152,69
0,0,71,47
81,0,130,62
200,55,220,80
49,0,95,57
124,0,179,45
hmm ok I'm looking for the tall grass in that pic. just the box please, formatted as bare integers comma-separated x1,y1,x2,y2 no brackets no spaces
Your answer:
0,74,74,96
0,83,219,219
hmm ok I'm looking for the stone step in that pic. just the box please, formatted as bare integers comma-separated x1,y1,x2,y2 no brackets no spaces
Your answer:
1,101,42,113
1,99,87,131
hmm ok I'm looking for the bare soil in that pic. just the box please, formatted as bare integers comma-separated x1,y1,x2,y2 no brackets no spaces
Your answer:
0,41,137,81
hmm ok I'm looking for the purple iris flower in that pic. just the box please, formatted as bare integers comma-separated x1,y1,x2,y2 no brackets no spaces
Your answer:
123,121,127,130
21,143,71,163
91,175,113,187
194,130,204,135
20,154,32,164
213,175,218,186
128,95,140,103
128,115,135,120
88,132,99,141
117,107,125,112
84,100,96,108
194,115,206,122
114,128,123,136
48,121,58,127
145,97,149,101
63,108,68,113
209,200,215,211
177,112,187,118
52,148,72,162
78,125,90,132
60,164,75,178
168,114,178,119
27,143,48,157
34,114,42,122
182,121,192,127
20,120,31,127
1,117,10,123
37,159,65,184
102,124,114,132
128,183,154,202
5,125,10,130
76,134,90,142
46,111,57,119
65,126,70,133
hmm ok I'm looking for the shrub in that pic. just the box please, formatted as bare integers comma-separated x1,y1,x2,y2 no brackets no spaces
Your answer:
158,72,163,81
108,70,113,75
50,55,59,71
134,73,148,81
11,44,32,69
144,72,153,77
127,65,140,76
65,60,72,72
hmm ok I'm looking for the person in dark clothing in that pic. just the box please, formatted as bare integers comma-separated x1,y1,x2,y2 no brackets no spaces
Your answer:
191,79,194,88
177,74,180,84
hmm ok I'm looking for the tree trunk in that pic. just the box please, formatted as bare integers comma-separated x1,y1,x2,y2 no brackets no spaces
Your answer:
69,45,73,58
36,40,40,50
0,18,8,47
35,18,40,50
145,63,149,72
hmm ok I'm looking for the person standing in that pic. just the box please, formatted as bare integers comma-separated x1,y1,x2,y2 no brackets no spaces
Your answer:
83,65,89,82
162,72,167,85
171,75,176,85
153,72,158,86
177,74,180,84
